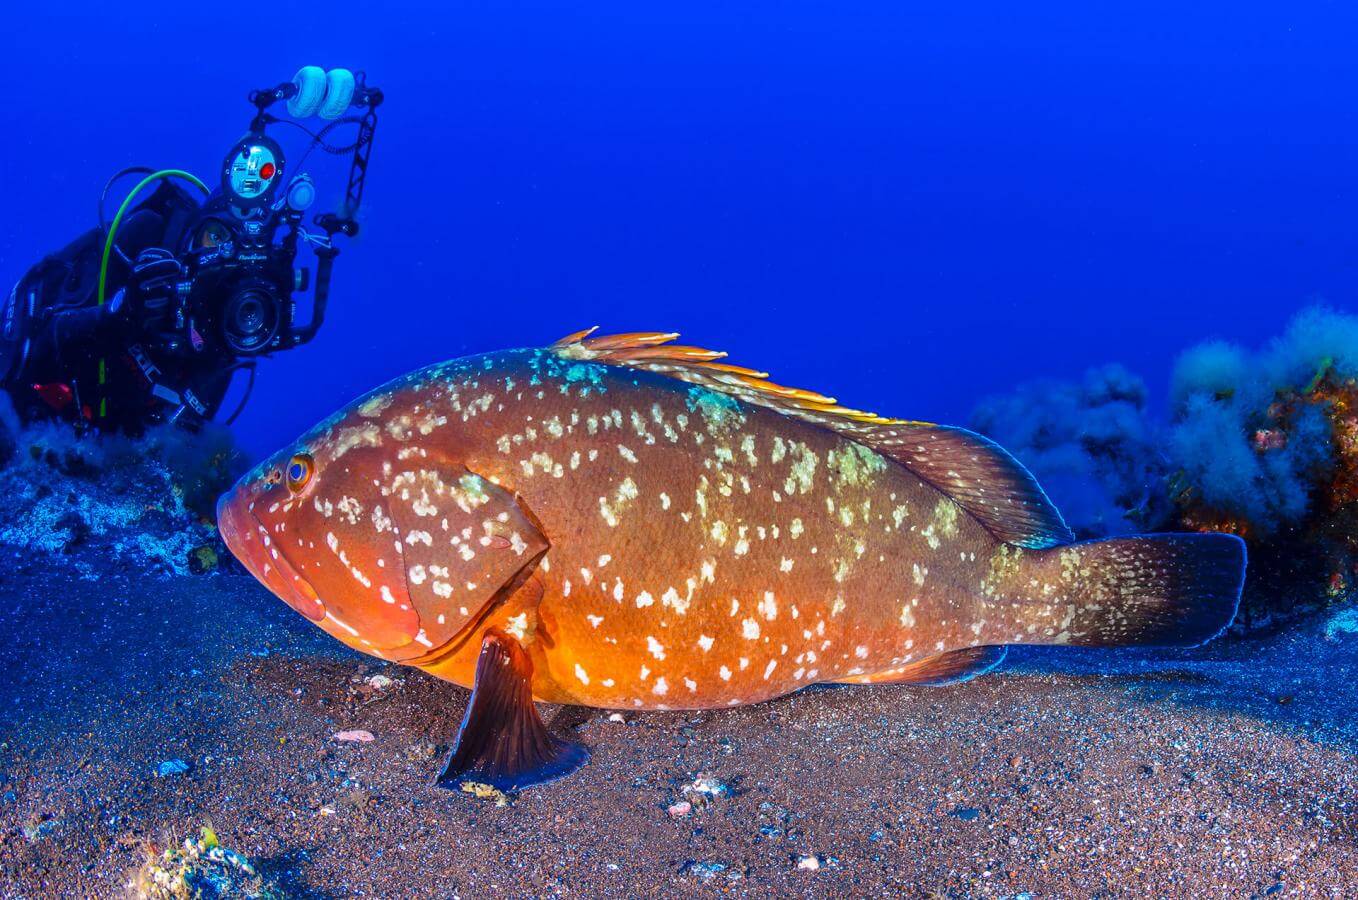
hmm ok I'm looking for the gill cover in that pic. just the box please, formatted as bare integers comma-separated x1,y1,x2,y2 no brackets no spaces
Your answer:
385,458,549,655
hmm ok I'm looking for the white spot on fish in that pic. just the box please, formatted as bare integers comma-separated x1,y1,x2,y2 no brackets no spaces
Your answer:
647,636,666,660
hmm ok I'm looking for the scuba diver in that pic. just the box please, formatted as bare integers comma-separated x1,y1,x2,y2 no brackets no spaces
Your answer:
0,66,382,433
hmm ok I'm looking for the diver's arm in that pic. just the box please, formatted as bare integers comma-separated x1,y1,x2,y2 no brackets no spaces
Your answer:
20,302,126,383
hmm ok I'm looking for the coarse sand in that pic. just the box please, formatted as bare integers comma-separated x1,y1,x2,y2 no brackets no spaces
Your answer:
1,549,1356,898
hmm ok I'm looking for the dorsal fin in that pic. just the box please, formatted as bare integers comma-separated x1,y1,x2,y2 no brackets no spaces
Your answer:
553,328,906,426
856,423,1073,549
551,329,1073,549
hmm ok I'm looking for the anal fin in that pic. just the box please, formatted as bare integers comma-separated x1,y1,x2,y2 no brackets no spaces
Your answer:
834,646,1007,687
436,628,589,793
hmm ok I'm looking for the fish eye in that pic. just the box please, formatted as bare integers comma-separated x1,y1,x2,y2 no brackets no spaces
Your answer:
286,454,315,493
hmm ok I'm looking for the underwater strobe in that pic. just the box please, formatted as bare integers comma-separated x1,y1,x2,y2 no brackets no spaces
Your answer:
0,67,384,432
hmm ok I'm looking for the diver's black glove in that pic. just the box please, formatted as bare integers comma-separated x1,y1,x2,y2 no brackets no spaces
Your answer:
115,248,182,332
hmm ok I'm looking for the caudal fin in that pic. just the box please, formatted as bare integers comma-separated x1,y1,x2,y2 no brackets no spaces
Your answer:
1000,533,1246,648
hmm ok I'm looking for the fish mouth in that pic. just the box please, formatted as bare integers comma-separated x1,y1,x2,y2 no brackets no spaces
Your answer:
216,489,456,662
217,490,327,623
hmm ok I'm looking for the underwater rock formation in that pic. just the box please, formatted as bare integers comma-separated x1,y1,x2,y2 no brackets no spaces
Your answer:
132,826,282,899
1167,307,1358,536
969,364,1169,538
972,306,1358,629
0,401,247,576
1169,308,1358,626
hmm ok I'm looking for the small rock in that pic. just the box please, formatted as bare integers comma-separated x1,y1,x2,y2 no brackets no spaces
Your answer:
460,781,511,806
21,816,60,843
797,855,821,871
668,801,692,818
1324,608,1358,639
334,730,375,743
950,806,981,821
684,861,727,880
188,544,218,574
608,713,627,723
365,674,394,690
404,741,437,761
156,759,190,777
683,774,729,802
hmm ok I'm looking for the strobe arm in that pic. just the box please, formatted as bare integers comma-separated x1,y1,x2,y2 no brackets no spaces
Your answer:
329,96,379,232
289,243,336,347
248,69,383,132
247,82,299,132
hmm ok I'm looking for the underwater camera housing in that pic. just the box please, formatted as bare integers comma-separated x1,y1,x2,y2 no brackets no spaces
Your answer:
0,67,382,431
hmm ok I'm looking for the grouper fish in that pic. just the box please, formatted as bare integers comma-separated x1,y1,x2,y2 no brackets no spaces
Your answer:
217,329,1245,792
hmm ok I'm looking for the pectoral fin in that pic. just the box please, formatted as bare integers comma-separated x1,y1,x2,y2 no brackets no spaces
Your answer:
834,646,1007,686
436,628,589,793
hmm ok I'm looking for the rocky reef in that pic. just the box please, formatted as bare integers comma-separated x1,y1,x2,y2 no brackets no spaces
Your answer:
972,306,1358,630
0,402,247,578
133,826,281,899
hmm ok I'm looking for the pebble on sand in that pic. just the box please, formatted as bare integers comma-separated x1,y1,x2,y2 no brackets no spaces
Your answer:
334,730,375,743
667,801,692,818
685,861,728,881
155,759,190,777
683,774,729,800
797,855,821,871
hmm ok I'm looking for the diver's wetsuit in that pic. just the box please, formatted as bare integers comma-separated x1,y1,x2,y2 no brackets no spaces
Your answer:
1,182,232,432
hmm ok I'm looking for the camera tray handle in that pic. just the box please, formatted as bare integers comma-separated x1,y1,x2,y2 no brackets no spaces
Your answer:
289,240,335,347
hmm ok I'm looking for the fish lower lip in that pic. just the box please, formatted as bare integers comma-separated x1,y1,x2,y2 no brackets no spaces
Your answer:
242,509,327,623
240,508,433,660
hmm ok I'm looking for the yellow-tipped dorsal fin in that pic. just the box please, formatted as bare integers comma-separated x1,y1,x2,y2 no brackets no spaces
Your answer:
550,328,1074,549
552,328,916,430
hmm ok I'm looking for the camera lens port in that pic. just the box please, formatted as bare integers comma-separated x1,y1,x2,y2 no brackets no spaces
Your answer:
221,283,281,355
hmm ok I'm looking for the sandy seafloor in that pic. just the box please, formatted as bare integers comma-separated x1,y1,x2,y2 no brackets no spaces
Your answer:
1,544,1356,898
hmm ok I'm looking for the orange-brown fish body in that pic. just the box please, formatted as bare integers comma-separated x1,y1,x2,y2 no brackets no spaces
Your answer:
219,333,1244,724
414,354,987,711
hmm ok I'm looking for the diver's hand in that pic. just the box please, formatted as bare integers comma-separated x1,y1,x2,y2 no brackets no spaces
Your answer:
119,248,182,330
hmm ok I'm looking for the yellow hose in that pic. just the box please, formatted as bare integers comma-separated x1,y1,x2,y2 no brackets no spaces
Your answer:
95,169,209,418
97,168,209,305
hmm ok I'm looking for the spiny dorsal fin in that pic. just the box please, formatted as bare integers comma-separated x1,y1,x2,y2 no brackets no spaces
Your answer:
553,328,906,426
551,329,1073,549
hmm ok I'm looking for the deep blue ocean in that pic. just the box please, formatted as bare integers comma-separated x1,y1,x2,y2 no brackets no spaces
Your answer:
4,2,1358,458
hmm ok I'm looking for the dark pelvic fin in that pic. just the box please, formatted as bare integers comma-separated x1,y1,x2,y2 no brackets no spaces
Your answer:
436,629,589,793
834,646,1008,686
859,423,1075,549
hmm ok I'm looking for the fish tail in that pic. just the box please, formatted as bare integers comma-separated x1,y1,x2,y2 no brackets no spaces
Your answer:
993,533,1245,648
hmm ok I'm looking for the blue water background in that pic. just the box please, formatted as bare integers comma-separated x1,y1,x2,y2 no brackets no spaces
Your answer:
3,2,1357,458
